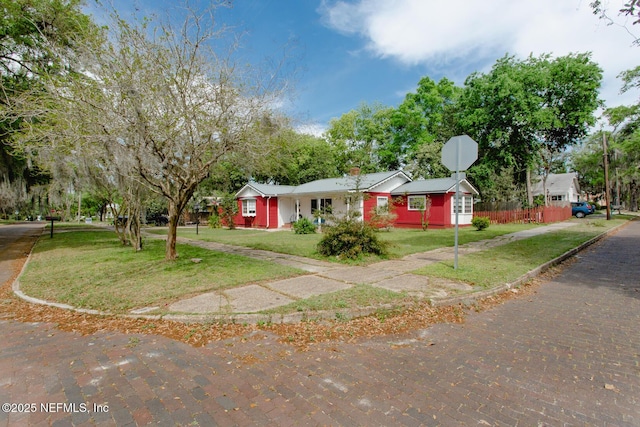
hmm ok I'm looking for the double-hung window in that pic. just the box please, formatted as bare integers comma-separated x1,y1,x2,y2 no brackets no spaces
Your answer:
408,196,426,211
242,199,256,217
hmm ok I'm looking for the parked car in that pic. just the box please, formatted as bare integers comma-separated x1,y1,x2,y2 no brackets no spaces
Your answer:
571,202,593,218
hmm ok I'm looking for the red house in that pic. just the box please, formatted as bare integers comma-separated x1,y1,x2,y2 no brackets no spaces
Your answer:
233,170,479,229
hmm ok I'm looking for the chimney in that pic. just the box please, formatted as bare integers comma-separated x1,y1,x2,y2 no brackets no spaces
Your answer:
349,167,361,176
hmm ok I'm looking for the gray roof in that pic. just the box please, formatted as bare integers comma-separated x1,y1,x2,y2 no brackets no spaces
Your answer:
531,173,578,195
237,170,480,198
240,182,296,196
290,171,408,195
391,177,479,195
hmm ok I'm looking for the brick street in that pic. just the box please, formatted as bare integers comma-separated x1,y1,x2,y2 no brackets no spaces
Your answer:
1,220,639,426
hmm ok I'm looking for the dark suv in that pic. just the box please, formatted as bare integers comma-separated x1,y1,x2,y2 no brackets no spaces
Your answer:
571,202,592,218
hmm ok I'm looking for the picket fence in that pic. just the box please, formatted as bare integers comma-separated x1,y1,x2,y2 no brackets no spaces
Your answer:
473,205,571,224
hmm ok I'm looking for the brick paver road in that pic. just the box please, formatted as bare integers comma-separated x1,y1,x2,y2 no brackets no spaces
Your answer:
1,220,639,426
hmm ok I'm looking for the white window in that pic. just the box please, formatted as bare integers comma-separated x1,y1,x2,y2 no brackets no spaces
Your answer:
453,196,473,214
551,195,563,201
242,199,256,217
465,196,472,213
377,196,389,207
408,196,426,211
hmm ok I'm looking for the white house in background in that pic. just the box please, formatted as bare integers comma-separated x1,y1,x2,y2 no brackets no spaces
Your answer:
532,173,581,204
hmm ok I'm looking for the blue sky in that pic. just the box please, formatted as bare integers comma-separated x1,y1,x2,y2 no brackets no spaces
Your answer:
87,0,640,135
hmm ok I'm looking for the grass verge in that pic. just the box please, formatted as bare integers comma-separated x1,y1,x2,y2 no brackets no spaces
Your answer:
412,217,630,289
19,230,302,313
262,284,408,316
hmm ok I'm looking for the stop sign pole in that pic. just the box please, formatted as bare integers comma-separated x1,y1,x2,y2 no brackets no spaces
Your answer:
441,135,478,269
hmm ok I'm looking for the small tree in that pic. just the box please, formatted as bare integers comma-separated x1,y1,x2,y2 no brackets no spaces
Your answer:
369,203,397,231
218,193,239,230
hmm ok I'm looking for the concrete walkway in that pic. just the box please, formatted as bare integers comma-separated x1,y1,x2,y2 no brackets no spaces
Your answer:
146,222,580,317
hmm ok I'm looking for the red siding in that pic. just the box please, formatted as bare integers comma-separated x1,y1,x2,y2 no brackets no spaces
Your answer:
231,196,280,229
363,192,390,222
392,194,450,229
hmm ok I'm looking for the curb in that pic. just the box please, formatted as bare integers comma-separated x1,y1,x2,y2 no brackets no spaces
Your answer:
11,218,635,325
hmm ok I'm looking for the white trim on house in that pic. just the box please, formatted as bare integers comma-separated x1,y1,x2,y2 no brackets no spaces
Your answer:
408,195,426,211
241,199,256,217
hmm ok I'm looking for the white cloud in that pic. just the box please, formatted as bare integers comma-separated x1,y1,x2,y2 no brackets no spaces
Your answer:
319,0,640,109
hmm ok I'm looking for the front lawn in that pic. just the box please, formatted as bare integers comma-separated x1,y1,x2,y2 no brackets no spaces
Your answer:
153,223,541,261
18,230,303,313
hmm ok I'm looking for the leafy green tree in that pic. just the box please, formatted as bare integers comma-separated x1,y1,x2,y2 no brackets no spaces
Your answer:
603,104,640,210
325,102,393,173
459,53,602,204
391,77,461,177
253,129,339,185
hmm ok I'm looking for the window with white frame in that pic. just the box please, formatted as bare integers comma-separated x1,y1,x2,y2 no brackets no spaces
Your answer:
242,199,256,217
550,195,563,201
452,196,473,214
408,196,426,211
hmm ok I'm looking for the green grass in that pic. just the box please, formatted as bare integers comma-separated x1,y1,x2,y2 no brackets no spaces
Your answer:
262,284,408,315
154,223,540,262
19,230,303,313
412,217,630,289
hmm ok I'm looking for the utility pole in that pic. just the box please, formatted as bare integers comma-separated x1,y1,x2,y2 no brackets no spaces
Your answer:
603,132,611,220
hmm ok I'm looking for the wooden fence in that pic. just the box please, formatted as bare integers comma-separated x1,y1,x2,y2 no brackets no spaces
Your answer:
473,205,571,224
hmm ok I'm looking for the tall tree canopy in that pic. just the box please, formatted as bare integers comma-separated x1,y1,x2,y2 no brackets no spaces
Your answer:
459,53,602,203
324,102,393,174
391,76,461,178
1,0,97,216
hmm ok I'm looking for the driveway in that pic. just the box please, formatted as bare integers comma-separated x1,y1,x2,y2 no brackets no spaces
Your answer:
0,220,639,425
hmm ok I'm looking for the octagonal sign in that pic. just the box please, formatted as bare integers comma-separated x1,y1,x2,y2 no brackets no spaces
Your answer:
441,135,478,171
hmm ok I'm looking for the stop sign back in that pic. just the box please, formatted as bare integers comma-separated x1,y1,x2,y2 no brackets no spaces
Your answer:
441,135,478,171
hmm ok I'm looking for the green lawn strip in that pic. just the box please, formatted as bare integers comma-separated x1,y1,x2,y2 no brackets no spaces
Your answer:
412,218,628,289
19,230,303,313
261,284,408,316
156,223,540,261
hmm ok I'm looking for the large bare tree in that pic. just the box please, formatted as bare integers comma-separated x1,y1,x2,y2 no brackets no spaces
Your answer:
15,2,288,259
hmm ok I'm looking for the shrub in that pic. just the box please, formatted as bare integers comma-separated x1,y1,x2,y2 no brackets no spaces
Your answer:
208,213,221,229
293,217,316,234
317,219,389,260
472,216,490,231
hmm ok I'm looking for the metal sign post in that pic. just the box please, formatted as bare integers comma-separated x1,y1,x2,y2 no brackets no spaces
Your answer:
441,135,478,270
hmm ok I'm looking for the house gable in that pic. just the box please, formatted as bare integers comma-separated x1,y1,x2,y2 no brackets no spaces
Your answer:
531,173,580,202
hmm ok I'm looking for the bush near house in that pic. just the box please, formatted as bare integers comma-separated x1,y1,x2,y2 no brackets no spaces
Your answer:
472,216,490,231
317,218,389,260
293,217,316,234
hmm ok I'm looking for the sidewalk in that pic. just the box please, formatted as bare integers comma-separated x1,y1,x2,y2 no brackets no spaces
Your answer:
147,222,580,320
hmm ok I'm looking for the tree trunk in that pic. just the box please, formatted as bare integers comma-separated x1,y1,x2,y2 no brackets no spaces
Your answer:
166,202,180,260
126,203,142,251
526,167,533,207
630,179,639,212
